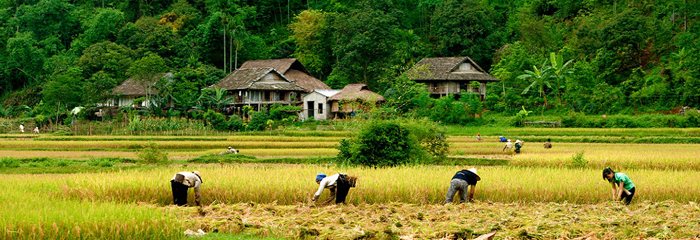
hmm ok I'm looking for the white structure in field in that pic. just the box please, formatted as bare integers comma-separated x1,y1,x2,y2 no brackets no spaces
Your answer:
301,90,341,120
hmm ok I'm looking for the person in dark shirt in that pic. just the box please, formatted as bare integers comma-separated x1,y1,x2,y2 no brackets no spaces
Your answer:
444,168,481,204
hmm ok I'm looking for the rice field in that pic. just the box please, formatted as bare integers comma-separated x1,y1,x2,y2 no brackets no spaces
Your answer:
3,128,700,239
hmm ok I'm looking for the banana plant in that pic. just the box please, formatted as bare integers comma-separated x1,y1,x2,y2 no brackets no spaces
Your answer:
518,60,552,120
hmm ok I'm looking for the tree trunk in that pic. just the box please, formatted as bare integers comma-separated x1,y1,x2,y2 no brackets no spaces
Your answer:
223,21,226,73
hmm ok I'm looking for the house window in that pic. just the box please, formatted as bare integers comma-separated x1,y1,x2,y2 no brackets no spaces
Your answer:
457,63,474,72
318,103,323,114
250,91,261,102
264,91,270,101
273,91,279,101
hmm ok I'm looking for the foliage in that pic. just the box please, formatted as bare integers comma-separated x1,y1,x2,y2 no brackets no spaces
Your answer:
566,151,588,168
189,153,257,164
136,142,169,164
338,121,425,167
246,111,271,131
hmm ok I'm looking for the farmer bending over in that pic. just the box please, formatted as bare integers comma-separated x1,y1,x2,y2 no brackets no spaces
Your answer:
514,140,524,153
444,168,480,204
312,173,357,204
502,139,513,151
170,171,203,206
544,138,552,149
603,168,636,205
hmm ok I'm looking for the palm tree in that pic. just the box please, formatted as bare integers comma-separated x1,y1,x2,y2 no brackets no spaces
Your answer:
518,60,552,120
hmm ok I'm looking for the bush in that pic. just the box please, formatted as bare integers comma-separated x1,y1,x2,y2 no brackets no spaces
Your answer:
203,110,228,130
227,115,246,131
269,104,302,120
337,120,427,167
136,142,169,164
52,130,74,136
567,151,588,168
0,157,20,168
247,111,270,131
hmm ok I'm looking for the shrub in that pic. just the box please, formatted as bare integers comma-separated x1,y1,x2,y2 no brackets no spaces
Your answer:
0,157,20,168
52,130,74,136
269,104,302,120
136,142,169,164
567,151,588,168
227,115,246,131
203,110,228,130
247,111,270,131
338,120,425,167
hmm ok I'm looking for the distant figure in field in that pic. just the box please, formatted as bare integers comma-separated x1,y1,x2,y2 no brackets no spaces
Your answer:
19,124,24,133
502,139,513,151
499,136,507,142
227,146,238,154
476,133,482,141
514,140,524,154
544,138,552,149
603,168,636,205
444,168,480,204
33,127,39,134
170,171,203,206
312,173,357,204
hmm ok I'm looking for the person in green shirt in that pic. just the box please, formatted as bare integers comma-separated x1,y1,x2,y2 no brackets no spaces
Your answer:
603,168,636,205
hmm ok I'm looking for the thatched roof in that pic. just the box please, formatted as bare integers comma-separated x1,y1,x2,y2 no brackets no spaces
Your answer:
209,68,306,91
404,57,500,82
113,72,173,96
240,58,331,91
285,69,332,90
328,84,385,102
240,58,300,74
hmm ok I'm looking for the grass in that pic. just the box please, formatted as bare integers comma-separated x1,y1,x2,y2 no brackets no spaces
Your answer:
3,165,700,239
55,165,700,205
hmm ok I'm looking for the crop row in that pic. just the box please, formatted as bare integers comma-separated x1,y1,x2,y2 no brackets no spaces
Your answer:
58,165,700,205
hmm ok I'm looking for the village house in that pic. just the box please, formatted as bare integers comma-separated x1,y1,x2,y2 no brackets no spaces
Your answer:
239,58,331,92
110,72,174,108
301,89,341,120
327,84,385,119
208,68,306,111
403,56,501,100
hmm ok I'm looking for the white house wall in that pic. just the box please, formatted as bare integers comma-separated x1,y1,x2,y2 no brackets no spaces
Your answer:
302,92,332,120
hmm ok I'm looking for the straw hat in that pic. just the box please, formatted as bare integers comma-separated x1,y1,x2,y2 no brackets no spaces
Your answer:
193,171,201,177
466,168,480,181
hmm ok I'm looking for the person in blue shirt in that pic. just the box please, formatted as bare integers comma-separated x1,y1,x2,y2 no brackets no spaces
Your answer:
603,168,636,205
444,168,481,204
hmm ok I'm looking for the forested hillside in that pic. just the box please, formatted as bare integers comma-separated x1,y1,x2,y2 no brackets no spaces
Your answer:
0,0,698,116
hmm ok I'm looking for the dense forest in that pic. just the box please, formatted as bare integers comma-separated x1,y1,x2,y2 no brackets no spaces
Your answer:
0,0,699,120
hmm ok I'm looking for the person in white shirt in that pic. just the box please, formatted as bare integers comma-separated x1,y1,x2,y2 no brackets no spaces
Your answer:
502,139,513,152
33,127,39,134
170,171,203,206
19,124,24,133
312,173,357,204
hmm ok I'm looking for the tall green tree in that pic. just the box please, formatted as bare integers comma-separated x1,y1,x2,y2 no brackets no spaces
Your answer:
125,53,168,105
